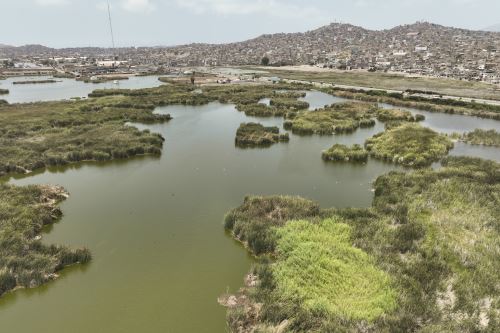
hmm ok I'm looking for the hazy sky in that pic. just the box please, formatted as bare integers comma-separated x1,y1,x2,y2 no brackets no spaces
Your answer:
1,0,499,47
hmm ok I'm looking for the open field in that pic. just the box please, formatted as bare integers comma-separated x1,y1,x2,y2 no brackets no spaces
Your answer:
248,66,500,101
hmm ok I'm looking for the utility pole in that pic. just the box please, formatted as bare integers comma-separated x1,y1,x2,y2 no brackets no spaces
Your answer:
107,0,116,60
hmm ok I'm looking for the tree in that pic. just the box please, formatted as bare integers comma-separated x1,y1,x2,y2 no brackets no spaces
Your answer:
261,56,270,66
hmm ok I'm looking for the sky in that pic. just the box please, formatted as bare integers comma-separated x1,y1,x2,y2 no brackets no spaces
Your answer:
1,0,500,48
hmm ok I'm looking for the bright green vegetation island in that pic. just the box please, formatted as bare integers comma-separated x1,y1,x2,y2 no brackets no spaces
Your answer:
222,157,500,332
461,129,500,147
235,123,289,148
322,144,368,162
365,123,454,167
0,184,90,297
283,102,376,135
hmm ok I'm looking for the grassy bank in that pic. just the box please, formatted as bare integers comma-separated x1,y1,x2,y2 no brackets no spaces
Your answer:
322,144,368,163
223,156,500,332
325,88,500,120
365,123,454,167
235,123,289,148
283,102,376,135
0,184,90,297
461,129,500,147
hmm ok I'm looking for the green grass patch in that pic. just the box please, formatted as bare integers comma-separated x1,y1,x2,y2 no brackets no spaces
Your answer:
273,219,397,321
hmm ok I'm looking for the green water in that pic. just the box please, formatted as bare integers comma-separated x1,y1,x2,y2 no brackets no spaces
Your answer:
1,96,499,332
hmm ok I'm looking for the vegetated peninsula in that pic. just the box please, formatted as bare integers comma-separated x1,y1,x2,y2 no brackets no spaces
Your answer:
0,88,8,95
461,129,500,147
222,157,500,332
235,123,289,148
0,184,90,297
365,123,454,167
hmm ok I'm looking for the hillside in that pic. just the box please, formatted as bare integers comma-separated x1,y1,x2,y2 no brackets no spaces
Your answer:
1,22,499,80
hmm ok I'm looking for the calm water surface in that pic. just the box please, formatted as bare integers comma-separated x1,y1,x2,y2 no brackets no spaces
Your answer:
0,75,164,103
0,91,499,333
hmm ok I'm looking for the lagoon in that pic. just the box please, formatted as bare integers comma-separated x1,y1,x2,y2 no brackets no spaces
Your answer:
0,90,499,332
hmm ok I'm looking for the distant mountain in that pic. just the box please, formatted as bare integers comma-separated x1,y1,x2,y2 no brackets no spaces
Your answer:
484,24,500,32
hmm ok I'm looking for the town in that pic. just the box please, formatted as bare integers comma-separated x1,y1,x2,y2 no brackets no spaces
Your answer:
1,22,499,84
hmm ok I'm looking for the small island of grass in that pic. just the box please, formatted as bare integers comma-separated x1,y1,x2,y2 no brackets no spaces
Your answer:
461,129,500,147
322,144,368,162
365,123,453,167
13,79,58,85
0,88,9,95
283,102,376,135
235,123,289,148
376,108,425,122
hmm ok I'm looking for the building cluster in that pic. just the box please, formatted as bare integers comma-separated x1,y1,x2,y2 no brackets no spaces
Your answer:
1,22,499,83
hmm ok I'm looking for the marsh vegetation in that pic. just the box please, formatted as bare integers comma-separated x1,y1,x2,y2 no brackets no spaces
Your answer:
283,102,377,135
325,88,500,120
0,184,90,297
0,89,8,95
461,129,500,147
0,98,169,177
235,123,289,147
322,144,368,162
13,79,57,85
365,123,454,167
223,157,500,332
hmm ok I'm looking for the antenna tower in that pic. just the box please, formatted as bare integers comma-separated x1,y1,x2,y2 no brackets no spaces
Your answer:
107,0,116,58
